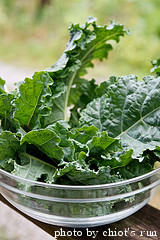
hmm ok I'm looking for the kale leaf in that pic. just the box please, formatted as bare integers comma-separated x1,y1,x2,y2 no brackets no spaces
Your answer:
0,17,159,185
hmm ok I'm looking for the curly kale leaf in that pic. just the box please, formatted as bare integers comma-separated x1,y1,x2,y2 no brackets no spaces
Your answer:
80,75,160,158
45,17,128,126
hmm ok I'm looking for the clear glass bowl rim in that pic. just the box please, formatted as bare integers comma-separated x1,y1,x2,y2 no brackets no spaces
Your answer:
0,167,160,190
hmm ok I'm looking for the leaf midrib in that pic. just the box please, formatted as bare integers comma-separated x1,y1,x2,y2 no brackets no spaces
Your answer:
117,106,160,138
27,88,42,128
63,31,124,120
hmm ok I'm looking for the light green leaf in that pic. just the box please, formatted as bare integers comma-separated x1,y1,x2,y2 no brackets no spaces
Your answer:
87,131,118,151
12,153,56,183
0,77,6,94
100,149,133,169
151,58,160,77
13,71,53,129
72,125,99,144
21,129,64,160
154,146,160,158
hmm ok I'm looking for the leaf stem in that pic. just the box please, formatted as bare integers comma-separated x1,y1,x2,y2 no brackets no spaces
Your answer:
63,31,125,121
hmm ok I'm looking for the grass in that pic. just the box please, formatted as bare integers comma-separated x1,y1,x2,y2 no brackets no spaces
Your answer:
0,0,160,79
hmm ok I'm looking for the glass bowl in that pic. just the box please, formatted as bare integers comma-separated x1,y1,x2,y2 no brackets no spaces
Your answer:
0,168,160,228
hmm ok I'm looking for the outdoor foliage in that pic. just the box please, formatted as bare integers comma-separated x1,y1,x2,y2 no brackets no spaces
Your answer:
0,0,160,78
0,17,159,185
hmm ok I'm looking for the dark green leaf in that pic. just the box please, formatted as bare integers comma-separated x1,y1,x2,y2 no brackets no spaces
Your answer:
113,155,154,179
0,93,19,132
80,75,160,157
54,157,121,185
69,79,98,127
0,131,20,168
0,94,14,119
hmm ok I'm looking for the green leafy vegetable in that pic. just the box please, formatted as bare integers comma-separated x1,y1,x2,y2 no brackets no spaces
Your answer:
55,163,121,185
112,151,156,179
12,153,56,183
13,71,53,130
44,16,128,126
151,58,160,77
80,75,160,158
0,77,5,94
21,129,64,160
0,131,20,168
0,17,159,186
0,93,15,121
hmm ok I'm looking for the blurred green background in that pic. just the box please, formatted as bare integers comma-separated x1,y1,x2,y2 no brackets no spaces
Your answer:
0,0,160,78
